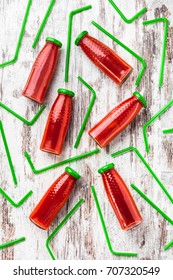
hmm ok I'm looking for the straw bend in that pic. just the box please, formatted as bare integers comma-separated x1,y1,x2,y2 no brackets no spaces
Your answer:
0,121,17,185
65,5,92,82
0,102,46,126
74,76,96,148
0,188,33,207
24,148,100,174
143,100,173,153
143,18,169,87
111,146,173,204
91,21,147,86
131,184,173,226
46,198,84,260
0,0,32,68
91,185,137,257
108,0,147,24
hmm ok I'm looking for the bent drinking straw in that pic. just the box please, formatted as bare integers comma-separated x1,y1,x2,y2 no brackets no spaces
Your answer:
0,188,33,207
91,186,137,257
65,5,92,82
0,237,26,250
108,0,147,24
164,240,173,251
91,21,147,86
131,184,173,225
24,148,100,174
46,198,84,260
143,100,173,153
0,0,32,68
32,0,56,48
111,146,173,204
143,18,169,88
0,102,46,125
0,121,17,185
74,76,96,148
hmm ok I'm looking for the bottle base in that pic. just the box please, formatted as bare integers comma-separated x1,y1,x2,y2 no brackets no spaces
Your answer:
22,91,43,104
118,68,133,86
40,146,61,155
122,219,142,231
29,217,49,230
88,131,106,148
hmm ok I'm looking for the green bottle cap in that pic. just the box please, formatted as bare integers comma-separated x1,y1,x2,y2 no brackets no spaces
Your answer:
46,37,62,48
75,31,88,46
98,163,115,174
133,92,147,108
65,167,81,179
57,88,75,97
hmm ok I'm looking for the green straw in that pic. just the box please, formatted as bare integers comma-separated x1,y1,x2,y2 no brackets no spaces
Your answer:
164,240,173,251
0,237,26,250
108,0,147,24
46,198,84,260
143,100,173,153
131,184,173,225
65,5,92,82
163,128,173,134
74,76,96,149
111,146,173,204
0,121,17,185
0,0,32,68
91,186,137,257
143,18,169,88
0,188,33,207
24,148,100,174
91,21,147,86
32,0,56,48
0,102,46,125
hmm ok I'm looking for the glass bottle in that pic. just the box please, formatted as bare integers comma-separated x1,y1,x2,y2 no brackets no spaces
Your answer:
89,92,147,148
30,167,81,230
40,88,75,155
22,37,62,103
75,31,132,86
98,163,142,230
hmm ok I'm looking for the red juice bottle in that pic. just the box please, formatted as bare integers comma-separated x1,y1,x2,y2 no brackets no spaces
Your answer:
30,167,81,230
40,88,75,155
98,163,142,230
89,92,147,148
22,37,62,103
75,31,133,85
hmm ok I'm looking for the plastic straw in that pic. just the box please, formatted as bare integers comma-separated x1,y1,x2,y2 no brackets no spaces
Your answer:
24,148,100,174
111,146,173,204
46,198,84,260
108,0,147,24
91,21,147,86
74,76,96,148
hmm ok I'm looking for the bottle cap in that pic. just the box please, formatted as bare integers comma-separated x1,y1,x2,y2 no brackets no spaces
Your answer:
57,88,75,97
133,92,147,108
98,163,115,174
46,37,62,48
75,31,88,46
65,167,81,179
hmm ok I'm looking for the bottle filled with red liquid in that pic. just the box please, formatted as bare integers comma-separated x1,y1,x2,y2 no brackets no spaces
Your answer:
30,166,81,230
75,31,133,86
98,163,142,230
89,92,147,148
22,37,62,103
40,88,75,155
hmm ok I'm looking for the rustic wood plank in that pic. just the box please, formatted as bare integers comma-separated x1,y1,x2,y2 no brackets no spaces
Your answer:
1,0,173,260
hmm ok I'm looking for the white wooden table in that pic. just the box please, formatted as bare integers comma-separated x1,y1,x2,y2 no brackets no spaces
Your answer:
1,0,173,260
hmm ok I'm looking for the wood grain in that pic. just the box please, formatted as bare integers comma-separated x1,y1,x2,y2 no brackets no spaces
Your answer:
1,0,173,260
